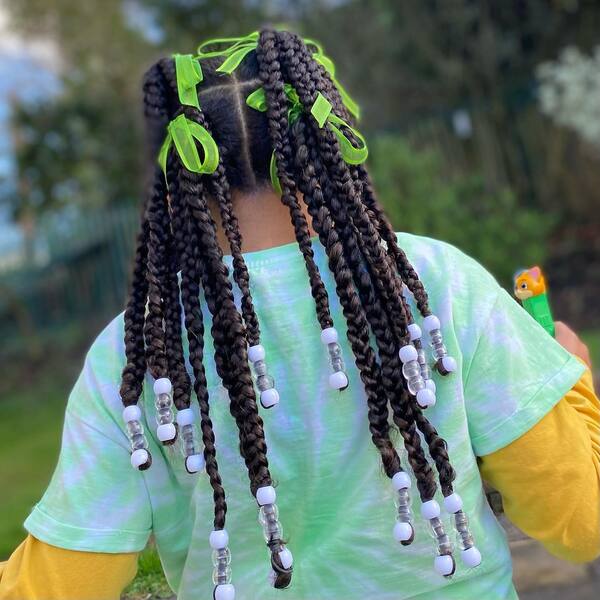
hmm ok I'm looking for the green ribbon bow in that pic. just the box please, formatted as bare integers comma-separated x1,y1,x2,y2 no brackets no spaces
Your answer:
310,92,368,165
246,85,367,193
246,84,305,194
174,54,203,109
246,84,303,123
197,32,259,74
158,114,219,177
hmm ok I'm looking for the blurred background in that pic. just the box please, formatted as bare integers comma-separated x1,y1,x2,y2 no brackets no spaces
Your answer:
0,1,599,598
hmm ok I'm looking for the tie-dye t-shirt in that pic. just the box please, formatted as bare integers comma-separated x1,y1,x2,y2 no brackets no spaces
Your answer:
24,233,584,600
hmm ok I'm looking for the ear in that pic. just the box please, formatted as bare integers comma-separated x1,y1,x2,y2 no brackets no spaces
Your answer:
529,266,542,281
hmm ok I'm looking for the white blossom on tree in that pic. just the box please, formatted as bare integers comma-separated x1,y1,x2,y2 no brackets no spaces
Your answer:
537,46,600,148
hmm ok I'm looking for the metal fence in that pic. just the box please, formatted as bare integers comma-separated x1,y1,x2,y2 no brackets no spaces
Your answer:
0,206,139,359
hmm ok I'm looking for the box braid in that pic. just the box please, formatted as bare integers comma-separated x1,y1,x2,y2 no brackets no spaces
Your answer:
291,113,438,502
117,27,481,594
255,31,335,332
289,39,458,499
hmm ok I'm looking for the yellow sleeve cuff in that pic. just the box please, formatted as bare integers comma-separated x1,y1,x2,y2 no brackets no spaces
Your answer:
480,369,600,563
0,535,138,600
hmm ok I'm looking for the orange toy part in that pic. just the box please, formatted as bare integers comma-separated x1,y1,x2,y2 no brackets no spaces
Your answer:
514,266,547,300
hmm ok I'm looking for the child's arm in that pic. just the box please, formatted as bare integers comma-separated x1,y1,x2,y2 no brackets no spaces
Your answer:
480,367,600,562
0,535,138,600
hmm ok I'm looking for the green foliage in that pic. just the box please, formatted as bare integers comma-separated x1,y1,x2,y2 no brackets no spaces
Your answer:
123,544,172,600
369,135,553,286
0,369,69,558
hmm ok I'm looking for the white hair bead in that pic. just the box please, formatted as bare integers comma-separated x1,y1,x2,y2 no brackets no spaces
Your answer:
214,583,235,600
434,554,455,576
425,379,437,393
408,323,422,341
443,493,463,514
461,546,482,568
441,356,457,373
122,405,142,423
320,327,339,345
176,408,195,426
156,423,177,442
416,389,436,408
278,548,293,569
421,499,441,520
399,344,418,364
130,448,149,469
423,315,441,334
185,454,205,473
256,485,277,506
328,371,349,390
393,521,414,542
260,388,280,408
209,529,229,549
248,344,265,363
153,377,172,395
392,471,412,490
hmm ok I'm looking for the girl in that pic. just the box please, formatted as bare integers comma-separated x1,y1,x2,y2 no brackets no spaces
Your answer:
1,28,598,600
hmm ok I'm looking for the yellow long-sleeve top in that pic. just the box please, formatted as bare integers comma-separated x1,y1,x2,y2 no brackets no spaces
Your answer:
1,369,598,600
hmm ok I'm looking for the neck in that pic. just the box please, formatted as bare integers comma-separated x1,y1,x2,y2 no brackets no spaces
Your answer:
211,188,315,253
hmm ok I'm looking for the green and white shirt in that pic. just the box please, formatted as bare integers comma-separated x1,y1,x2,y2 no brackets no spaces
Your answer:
25,233,584,599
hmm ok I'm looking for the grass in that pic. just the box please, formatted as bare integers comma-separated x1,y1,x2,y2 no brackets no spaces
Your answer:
1,328,598,597
0,368,72,558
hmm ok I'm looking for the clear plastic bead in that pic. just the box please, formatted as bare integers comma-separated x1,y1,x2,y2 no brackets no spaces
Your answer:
402,362,420,379
155,393,172,410
407,377,425,395
126,420,143,436
328,342,342,358
131,432,148,450
157,406,173,425
257,374,275,391
254,360,268,377
212,547,231,567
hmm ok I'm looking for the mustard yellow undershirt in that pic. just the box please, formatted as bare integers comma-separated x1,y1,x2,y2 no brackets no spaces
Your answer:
1,370,598,600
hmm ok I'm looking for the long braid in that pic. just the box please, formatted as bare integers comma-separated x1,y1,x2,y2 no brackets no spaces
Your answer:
256,30,334,331
292,112,437,499
167,149,228,528
286,113,403,479
285,35,457,498
209,161,260,345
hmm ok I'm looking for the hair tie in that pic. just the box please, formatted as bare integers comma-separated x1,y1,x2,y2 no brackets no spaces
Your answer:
174,53,203,109
158,114,219,177
196,32,259,74
310,93,368,164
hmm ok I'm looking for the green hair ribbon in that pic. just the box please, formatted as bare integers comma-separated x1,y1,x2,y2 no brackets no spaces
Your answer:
247,85,367,192
310,92,368,164
174,54,203,109
158,114,219,177
246,84,304,193
196,32,259,74
304,38,361,120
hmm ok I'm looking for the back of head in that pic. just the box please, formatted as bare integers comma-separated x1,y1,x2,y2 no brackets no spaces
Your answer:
119,27,480,598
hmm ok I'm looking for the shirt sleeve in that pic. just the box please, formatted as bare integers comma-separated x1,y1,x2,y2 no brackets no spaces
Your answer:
480,368,600,562
462,285,586,456
23,316,153,553
0,535,138,600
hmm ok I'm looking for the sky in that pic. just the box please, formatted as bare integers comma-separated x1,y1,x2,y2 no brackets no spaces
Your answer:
0,6,59,252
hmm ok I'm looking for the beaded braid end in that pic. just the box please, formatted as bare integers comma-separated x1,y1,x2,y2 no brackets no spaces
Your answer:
248,344,280,408
122,405,152,470
320,327,349,390
423,315,457,377
153,377,178,444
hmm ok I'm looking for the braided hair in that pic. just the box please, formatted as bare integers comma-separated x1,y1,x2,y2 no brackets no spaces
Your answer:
118,27,481,598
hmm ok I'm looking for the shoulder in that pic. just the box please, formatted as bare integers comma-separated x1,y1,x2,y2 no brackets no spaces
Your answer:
395,232,502,316
66,312,129,426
